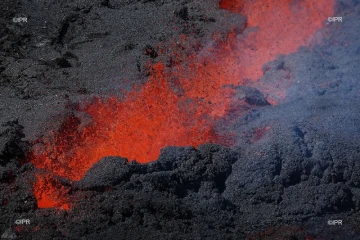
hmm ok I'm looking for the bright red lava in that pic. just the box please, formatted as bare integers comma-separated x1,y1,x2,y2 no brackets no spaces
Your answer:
33,174,71,210
31,0,335,209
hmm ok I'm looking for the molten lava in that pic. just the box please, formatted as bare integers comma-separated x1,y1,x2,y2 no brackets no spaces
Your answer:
32,63,220,181
33,174,70,210
31,0,335,209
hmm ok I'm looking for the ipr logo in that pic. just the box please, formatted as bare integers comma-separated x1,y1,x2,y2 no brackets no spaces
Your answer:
14,219,30,225
328,17,342,22
12,17,28,23
328,220,342,225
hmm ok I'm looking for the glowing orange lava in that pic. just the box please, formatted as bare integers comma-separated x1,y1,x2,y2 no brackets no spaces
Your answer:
31,0,335,209
32,63,220,181
33,174,70,210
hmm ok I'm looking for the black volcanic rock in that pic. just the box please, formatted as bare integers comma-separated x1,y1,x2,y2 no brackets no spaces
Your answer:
76,157,142,190
231,85,271,106
0,120,28,166
64,142,360,240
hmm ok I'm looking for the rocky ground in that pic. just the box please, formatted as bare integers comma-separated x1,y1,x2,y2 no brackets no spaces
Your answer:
1,0,360,239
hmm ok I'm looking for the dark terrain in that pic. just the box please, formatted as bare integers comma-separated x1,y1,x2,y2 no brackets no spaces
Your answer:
1,0,360,239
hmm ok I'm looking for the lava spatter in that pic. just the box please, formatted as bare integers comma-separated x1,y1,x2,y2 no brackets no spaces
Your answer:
33,174,70,210
30,0,335,210
31,63,220,181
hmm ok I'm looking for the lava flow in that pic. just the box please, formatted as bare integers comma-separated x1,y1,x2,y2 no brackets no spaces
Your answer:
30,0,335,209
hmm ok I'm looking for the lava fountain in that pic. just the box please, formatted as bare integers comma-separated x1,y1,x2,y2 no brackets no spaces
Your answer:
30,0,335,209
